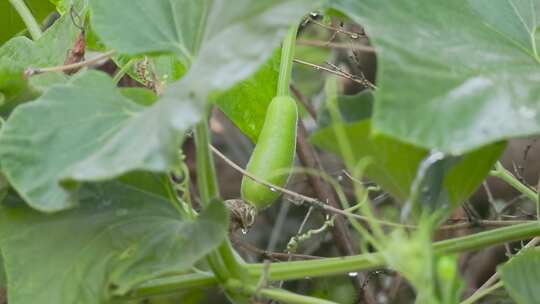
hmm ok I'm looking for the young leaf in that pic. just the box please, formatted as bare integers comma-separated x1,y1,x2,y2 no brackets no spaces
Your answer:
0,182,228,304
499,249,540,304
332,0,540,154
213,50,280,142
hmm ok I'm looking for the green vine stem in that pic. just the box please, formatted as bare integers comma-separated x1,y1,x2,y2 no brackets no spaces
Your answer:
490,161,537,202
194,119,220,206
226,279,339,304
125,221,540,300
194,117,248,290
277,24,298,97
8,0,42,40
258,287,338,304
194,119,229,281
128,272,218,299
491,161,539,220
459,281,503,304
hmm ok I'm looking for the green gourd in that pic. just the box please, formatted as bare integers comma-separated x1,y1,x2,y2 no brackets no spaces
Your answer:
241,96,297,209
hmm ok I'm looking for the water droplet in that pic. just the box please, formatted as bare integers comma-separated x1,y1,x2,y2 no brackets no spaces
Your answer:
350,33,359,39
270,187,277,192
337,175,344,181
348,272,358,277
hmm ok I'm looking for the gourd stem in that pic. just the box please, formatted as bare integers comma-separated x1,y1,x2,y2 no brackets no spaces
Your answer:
277,24,299,97
8,0,42,40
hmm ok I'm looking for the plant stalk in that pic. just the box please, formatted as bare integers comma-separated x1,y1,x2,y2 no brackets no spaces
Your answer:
226,280,339,304
194,116,247,286
194,119,220,206
126,221,540,299
459,281,503,304
259,288,339,304
491,162,537,202
277,25,298,97
8,0,42,40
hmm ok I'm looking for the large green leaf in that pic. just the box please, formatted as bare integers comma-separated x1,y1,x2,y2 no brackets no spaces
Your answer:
317,90,374,129
90,0,320,91
332,0,540,154
499,249,540,304
312,120,425,201
311,120,504,206
0,10,81,109
213,50,280,142
0,0,318,212
0,71,198,212
0,182,228,304
311,81,505,207
312,79,505,209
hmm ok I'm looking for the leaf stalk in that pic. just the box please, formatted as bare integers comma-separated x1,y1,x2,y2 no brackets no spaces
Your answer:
8,0,42,40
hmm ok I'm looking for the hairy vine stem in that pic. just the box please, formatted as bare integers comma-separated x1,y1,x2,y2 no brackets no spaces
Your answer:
194,117,250,303
123,221,540,301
